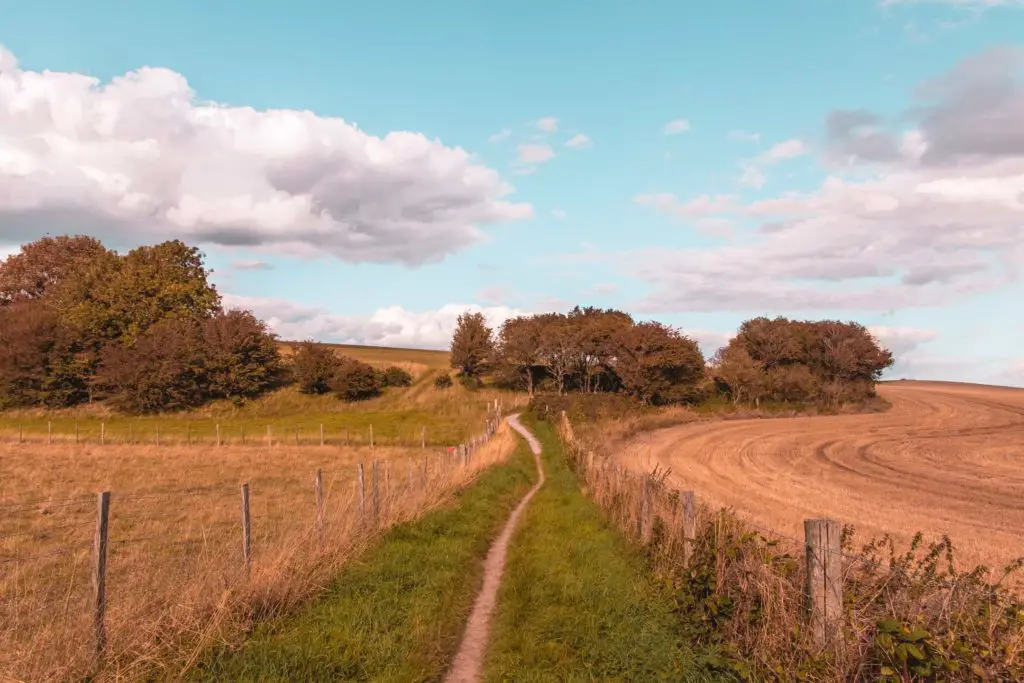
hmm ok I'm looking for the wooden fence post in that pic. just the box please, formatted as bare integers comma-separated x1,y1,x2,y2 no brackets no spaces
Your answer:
75,421,79,444
357,463,366,514
315,469,324,543
216,423,221,447
266,425,272,447
681,491,696,564
371,460,380,528
187,424,191,446
320,424,324,447
100,422,105,446
460,444,468,467
92,491,111,659
47,421,52,445
241,483,252,576
804,518,842,646
369,424,374,449
421,426,426,449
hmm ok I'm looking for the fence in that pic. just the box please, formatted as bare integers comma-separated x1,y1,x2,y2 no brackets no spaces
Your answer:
0,402,516,682
556,410,1024,679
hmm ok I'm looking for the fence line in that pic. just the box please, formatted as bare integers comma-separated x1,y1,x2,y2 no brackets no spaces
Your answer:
0,404,513,680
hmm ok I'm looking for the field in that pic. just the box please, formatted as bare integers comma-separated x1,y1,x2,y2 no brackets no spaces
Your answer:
0,343,500,449
616,380,1024,572
0,341,530,682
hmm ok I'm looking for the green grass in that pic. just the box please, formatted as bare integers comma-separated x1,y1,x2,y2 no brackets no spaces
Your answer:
182,436,537,682
483,417,720,682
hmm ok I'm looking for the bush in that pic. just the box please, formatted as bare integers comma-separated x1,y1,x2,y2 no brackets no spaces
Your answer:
331,357,383,401
381,366,413,387
203,310,284,400
434,374,453,389
292,341,338,395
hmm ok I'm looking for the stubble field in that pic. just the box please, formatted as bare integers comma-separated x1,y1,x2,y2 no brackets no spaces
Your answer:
620,380,1024,573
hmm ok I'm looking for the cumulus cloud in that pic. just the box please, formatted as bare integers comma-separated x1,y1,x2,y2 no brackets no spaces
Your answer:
565,134,593,149
516,143,555,164
0,45,531,266
537,117,559,133
222,293,526,349
664,119,691,134
629,47,1024,313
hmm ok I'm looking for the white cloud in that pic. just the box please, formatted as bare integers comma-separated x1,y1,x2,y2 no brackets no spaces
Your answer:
762,139,807,162
222,293,526,349
738,165,766,189
565,134,593,149
516,143,555,164
728,130,761,143
537,117,559,133
551,209,567,220
664,119,691,134
0,45,531,266
231,259,274,271
488,128,512,143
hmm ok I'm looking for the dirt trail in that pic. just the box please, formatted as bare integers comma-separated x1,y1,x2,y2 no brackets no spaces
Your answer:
445,414,545,683
618,381,1024,571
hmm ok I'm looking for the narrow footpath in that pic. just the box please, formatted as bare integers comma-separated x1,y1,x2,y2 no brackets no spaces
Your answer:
444,415,545,683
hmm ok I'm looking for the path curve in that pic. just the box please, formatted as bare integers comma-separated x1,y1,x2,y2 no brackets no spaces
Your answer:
619,381,1024,571
445,414,545,683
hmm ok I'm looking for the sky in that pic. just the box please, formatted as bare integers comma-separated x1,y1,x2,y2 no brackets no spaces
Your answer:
0,0,1022,386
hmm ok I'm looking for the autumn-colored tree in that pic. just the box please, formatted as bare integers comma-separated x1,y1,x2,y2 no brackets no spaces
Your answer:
614,322,705,405
567,306,633,392
711,345,766,405
0,235,110,304
331,357,383,401
203,309,284,400
495,316,544,395
98,318,210,413
292,341,339,395
535,313,576,394
450,312,493,377
0,301,86,408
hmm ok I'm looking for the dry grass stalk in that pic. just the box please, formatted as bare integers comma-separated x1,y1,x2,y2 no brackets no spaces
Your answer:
0,420,515,682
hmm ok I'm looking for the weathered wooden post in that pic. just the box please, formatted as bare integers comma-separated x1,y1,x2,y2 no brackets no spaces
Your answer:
47,421,52,445
216,423,221,447
371,460,381,528
369,424,374,449
241,483,252,576
804,518,842,646
320,424,324,447
315,469,324,543
681,490,696,564
460,444,468,467
92,491,111,659
266,425,272,447
421,426,426,449
357,463,366,515
100,422,105,446
75,421,79,444
155,425,160,446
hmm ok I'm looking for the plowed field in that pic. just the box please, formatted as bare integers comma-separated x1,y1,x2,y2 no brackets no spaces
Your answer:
621,381,1024,572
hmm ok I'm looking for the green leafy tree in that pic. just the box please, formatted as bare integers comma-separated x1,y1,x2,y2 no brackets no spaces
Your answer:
292,341,339,395
450,311,493,377
331,357,383,401
204,309,284,400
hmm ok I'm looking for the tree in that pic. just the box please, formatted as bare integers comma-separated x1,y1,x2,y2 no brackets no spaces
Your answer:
0,235,111,304
535,313,575,395
494,316,543,395
450,312,493,377
97,318,210,413
203,309,284,400
712,345,767,405
292,341,338,395
567,306,633,392
331,357,383,401
0,301,85,408
614,322,705,405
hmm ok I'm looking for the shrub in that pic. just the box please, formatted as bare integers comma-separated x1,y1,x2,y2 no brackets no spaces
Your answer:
292,341,338,395
331,357,383,401
381,366,413,387
203,310,284,400
434,374,453,389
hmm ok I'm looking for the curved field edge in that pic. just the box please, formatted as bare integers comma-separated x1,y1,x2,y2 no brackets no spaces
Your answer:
483,417,722,682
179,437,537,683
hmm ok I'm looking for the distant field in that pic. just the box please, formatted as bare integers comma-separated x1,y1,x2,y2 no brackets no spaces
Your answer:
617,380,1024,572
0,342,509,449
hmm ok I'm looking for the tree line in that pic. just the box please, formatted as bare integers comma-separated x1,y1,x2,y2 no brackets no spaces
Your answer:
450,307,894,407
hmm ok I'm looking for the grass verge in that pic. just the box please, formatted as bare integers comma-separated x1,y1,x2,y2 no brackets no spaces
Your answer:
483,416,719,682
182,436,536,683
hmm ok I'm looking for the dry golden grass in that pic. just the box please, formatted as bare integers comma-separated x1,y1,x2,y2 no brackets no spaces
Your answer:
611,380,1024,573
0,419,518,682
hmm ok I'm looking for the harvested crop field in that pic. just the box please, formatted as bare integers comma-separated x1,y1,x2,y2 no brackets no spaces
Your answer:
620,380,1024,573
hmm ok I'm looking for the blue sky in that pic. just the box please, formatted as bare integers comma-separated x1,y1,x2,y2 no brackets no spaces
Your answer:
0,0,1022,385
